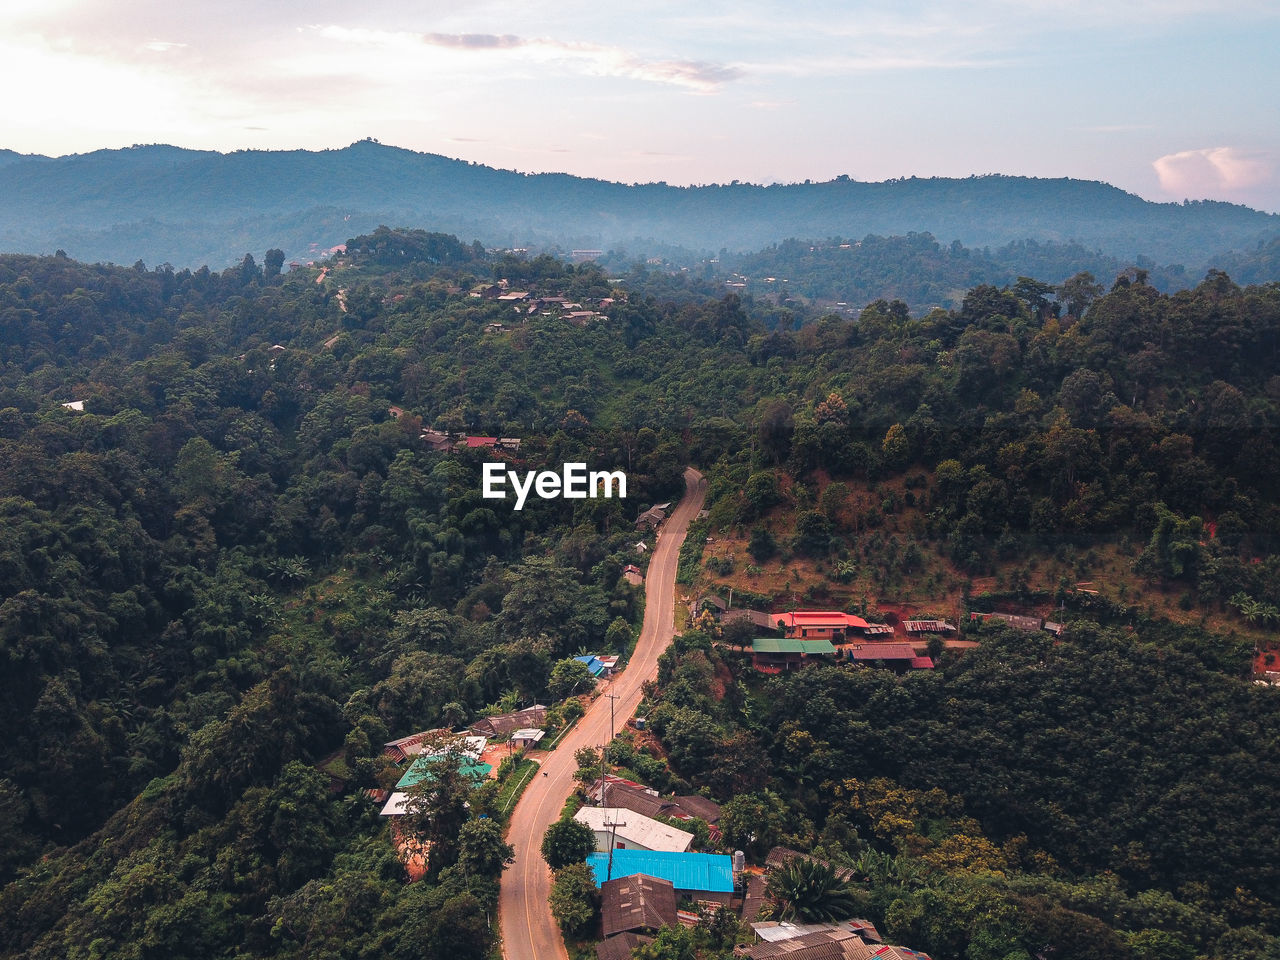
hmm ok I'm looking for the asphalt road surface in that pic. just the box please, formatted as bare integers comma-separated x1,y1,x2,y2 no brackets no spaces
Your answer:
498,467,707,960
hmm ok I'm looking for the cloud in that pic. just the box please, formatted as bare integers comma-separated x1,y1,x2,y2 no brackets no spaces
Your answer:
142,40,187,52
319,26,741,91
1153,146,1273,196
423,33,523,49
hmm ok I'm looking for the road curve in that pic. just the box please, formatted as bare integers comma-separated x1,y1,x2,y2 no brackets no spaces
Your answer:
498,466,707,960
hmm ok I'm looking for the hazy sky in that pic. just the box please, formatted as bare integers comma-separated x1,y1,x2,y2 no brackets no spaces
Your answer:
4,0,1279,211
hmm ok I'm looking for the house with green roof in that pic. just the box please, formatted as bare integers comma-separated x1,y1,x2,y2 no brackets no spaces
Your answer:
395,755,493,791
749,637,836,674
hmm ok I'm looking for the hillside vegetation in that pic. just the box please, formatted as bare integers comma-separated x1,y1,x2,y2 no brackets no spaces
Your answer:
0,141,1277,269
0,231,1279,958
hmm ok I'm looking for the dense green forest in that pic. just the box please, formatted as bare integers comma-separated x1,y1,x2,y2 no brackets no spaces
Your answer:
1,141,1278,268
2,229,1280,959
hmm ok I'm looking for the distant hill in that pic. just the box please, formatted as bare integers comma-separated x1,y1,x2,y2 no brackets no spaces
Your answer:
0,139,1277,270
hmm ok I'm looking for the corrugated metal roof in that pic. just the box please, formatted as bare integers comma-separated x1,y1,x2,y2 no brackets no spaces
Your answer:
775,612,870,629
586,850,735,893
846,643,916,660
751,638,837,655
395,756,492,790
575,806,694,852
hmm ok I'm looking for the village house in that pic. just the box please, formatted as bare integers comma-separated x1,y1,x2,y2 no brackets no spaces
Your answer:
773,611,894,641
597,933,652,960
720,608,777,630
588,777,722,833
382,728,447,764
844,643,933,672
635,504,670,531
750,638,837,673
969,611,1043,631
902,619,957,634
469,704,548,739
574,806,695,853
741,922,887,959
586,849,736,905
509,728,545,749
600,873,677,938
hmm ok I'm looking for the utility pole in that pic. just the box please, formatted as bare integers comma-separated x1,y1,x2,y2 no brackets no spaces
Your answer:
603,691,619,742
605,811,626,882
598,745,606,807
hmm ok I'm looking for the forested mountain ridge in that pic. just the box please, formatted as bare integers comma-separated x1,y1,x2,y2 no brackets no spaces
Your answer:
2,235,1280,958
1,139,1277,271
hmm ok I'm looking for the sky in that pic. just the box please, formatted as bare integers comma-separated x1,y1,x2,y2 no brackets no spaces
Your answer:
3,0,1279,211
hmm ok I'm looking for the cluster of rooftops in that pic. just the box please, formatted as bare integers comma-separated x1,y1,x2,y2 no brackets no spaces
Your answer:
589,838,933,960
735,610,955,675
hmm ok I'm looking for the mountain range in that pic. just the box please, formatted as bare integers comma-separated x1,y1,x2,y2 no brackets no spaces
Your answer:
1,139,1277,271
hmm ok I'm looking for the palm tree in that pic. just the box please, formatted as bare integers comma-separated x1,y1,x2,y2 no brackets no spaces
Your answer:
765,858,857,922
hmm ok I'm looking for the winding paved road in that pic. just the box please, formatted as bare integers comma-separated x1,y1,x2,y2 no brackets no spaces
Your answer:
498,467,707,960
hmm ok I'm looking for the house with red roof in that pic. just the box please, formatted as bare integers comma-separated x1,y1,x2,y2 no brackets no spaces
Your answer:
774,611,891,642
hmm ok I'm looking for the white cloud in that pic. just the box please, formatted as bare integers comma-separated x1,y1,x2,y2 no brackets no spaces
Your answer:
1153,146,1273,197
315,25,741,91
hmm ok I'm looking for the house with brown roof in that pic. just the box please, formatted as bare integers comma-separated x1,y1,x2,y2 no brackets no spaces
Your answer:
588,778,722,828
845,643,933,672
635,504,668,531
469,705,547,739
601,873,678,937
597,933,652,960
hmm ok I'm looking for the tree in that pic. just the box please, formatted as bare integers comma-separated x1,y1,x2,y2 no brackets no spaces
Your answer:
766,857,857,922
548,862,599,935
748,525,778,563
458,818,515,879
1057,271,1102,318
401,751,474,880
542,817,597,870
549,657,595,701
263,248,285,279
758,401,794,465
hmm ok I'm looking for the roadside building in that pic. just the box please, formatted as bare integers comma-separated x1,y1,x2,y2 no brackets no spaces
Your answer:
469,705,548,739
575,806,695,853
586,850,736,905
509,728,545,749
588,778,722,829
597,933,652,960
600,874,678,937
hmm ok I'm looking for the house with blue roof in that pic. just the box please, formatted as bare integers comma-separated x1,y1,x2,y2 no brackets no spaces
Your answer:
574,655,607,678
586,849,736,905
